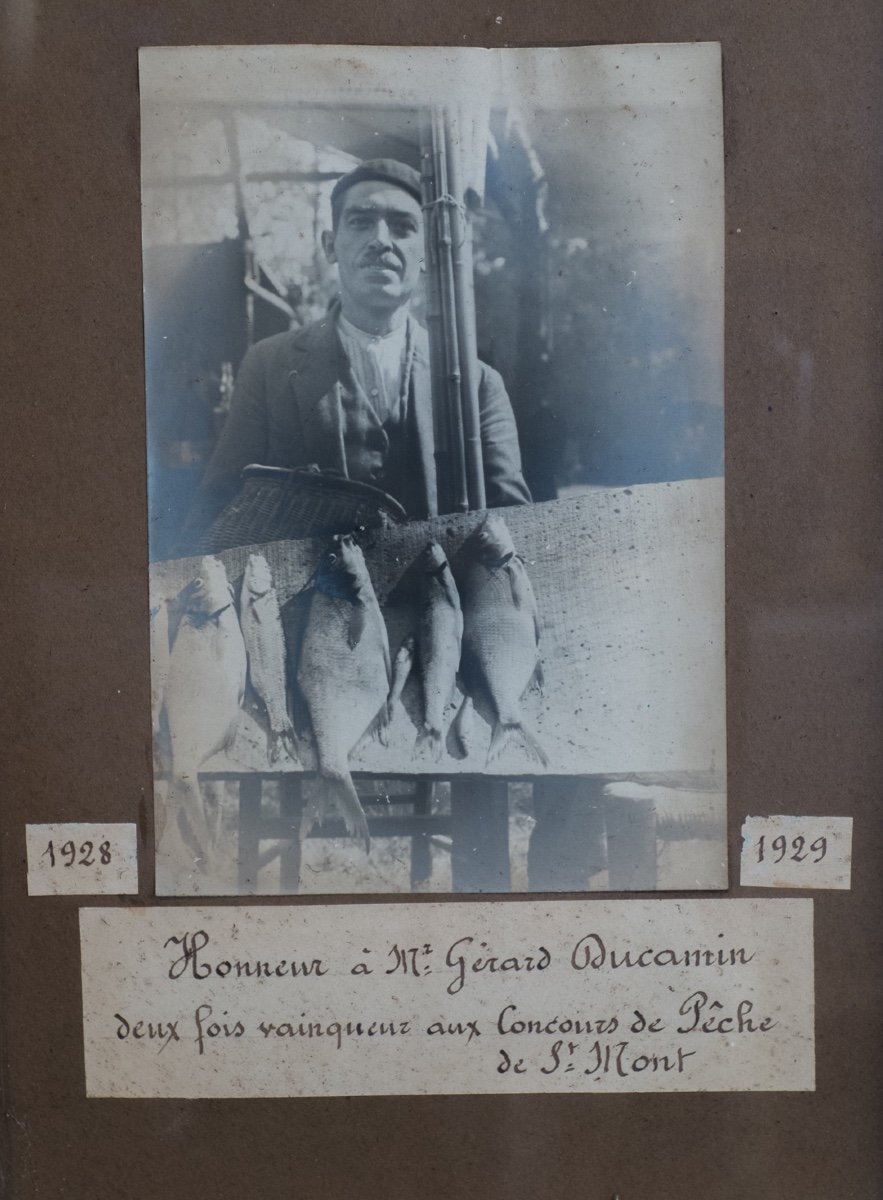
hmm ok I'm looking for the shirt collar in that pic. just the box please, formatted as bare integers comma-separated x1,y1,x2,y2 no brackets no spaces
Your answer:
338,311,410,351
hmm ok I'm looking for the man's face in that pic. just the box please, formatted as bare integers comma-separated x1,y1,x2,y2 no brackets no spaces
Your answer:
323,180,424,315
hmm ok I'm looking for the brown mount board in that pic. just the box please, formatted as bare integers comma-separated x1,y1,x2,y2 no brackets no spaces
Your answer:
0,6,881,1200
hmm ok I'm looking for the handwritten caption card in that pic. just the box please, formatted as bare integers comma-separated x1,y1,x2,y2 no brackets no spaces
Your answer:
741,816,853,889
79,899,814,1097
27,823,138,896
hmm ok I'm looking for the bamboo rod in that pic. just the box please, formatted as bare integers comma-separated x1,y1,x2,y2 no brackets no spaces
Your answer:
430,106,469,514
444,106,486,511
419,110,447,518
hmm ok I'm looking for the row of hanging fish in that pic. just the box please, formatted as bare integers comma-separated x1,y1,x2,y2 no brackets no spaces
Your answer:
150,514,546,862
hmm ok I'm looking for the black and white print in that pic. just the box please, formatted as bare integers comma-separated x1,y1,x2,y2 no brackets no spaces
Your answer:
141,44,726,897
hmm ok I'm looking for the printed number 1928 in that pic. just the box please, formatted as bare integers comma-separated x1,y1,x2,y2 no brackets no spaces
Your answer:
41,839,112,868
756,834,827,864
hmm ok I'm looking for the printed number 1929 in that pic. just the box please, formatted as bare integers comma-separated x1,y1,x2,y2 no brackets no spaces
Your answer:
41,839,112,868
756,834,826,864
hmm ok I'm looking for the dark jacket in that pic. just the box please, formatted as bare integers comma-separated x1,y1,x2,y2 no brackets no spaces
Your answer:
188,310,531,535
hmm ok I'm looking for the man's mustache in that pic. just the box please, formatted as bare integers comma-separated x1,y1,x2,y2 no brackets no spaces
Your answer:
358,251,404,272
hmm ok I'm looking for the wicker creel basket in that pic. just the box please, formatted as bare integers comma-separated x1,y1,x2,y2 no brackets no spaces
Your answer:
201,464,408,553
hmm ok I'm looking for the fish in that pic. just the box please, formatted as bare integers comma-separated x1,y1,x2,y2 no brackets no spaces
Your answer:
416,541,463,760
457,514,548,767
296,533,390,850
375,634,416,747
160,556,247,869
239,553,296,763
451,693,474,758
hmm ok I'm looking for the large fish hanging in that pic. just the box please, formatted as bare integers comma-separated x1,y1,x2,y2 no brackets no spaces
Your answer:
239,552,296,763
161,556,247,868
456,514,548,767
295,533,391,849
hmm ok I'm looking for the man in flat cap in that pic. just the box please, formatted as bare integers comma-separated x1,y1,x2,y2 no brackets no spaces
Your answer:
187,158,530,537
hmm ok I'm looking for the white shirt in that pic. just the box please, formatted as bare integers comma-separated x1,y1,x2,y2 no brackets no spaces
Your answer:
337,313,410,425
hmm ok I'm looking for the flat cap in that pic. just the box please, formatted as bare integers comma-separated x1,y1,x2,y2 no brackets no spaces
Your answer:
330,158,423,212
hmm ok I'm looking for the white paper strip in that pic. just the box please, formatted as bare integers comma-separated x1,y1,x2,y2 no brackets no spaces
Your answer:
741,816,852,890
26,823,138,896
80,899,813,1096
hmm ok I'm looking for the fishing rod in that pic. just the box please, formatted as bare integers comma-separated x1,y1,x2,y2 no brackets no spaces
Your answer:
419,109,448,519
444,105,486,512
421,104,480,516
431,105,469,515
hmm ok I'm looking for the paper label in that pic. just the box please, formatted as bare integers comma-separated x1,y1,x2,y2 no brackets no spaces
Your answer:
80,899,814,1097
740,816,852,890
26,823,138,896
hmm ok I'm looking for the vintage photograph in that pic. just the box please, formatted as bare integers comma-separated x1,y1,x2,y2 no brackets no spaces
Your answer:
141,44,726,897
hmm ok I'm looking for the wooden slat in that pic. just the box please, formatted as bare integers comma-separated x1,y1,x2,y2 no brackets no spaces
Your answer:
450,779,511,892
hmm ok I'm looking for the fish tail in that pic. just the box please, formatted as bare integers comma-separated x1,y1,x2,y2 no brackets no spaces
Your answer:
299,790,326,839
519,724,550,768
415,724,444,762
529,659,545,695
312,767,370,852
162,773,214,873
268,724,298,764
451,695,473,759
361,700,394,749
487,721,549,769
